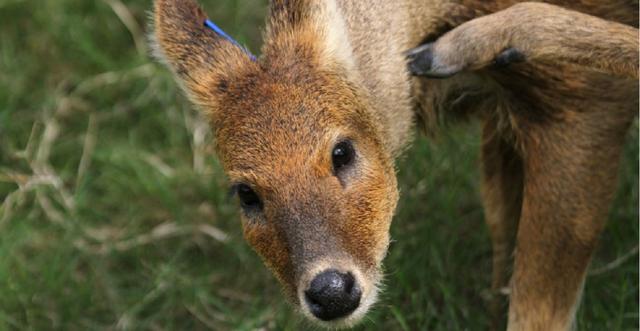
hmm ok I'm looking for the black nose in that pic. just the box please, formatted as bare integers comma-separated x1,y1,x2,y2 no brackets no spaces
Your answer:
304,269,362,321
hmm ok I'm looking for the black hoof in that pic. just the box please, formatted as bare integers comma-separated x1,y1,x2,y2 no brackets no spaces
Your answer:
492,47,526,68
405,43,456,79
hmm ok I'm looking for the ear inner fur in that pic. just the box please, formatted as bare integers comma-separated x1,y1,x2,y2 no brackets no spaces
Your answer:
263,0,359,80
152,0,256,111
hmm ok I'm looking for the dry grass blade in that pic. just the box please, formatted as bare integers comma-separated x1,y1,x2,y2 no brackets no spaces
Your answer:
112,222,186,252
143,153,175,178
34,116,60,166
75,222,229,255
182,108,212,175
103,0,147,56
116,281,169,331
0,171,72,228
72,64,155,96
589,245,640,276
13,121,40,160
196,224,229,243
75,114,98,191
0,189,19,227
36,191,66,226
186,305,225,329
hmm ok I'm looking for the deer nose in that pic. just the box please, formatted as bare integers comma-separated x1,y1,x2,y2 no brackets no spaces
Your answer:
304,269,362,321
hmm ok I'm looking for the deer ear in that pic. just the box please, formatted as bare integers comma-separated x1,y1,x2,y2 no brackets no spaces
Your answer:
264,0,357,77
151,0,254,110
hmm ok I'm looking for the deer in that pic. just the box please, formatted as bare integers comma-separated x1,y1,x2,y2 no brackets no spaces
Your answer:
151,0,638,329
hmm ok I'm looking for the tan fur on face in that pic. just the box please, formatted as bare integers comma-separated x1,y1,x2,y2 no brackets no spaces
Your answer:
215,69,398,300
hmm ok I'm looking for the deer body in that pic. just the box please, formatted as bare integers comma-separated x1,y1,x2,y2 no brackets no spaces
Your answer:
152,0,638,329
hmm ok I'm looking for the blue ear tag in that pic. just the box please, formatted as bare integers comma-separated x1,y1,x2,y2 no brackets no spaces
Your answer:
204,19,257,61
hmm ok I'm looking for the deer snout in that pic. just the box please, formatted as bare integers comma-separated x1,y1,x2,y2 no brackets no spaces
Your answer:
304,269,362,321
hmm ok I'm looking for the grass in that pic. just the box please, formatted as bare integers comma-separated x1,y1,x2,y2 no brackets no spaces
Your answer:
0,0,637,330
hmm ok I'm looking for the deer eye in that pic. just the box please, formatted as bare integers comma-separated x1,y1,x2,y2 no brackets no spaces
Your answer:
235,184,262,212
332,140,355,174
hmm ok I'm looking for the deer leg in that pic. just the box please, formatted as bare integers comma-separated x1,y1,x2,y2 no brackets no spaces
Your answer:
480,120,523,330
507,112,631,331
407,2,639,79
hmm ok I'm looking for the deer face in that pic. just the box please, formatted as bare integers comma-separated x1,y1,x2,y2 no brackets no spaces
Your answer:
217,74,398,326
153,0,398,327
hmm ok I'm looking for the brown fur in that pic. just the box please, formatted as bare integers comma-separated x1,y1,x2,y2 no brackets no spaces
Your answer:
151,0,638,329
412,2,637,330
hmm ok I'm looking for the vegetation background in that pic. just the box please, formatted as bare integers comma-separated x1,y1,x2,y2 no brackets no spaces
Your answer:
1,0,637,330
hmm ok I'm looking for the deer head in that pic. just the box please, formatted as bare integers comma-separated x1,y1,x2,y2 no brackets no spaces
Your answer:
152,0,399,327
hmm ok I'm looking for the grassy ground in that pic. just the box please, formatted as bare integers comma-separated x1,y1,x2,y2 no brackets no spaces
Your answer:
0,0,637,330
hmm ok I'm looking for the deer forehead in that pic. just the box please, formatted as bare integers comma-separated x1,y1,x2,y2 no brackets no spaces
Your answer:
213,82,368,161
215,108,341,175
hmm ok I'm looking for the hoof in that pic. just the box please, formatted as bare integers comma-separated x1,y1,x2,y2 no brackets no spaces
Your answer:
405,43,458,79
492,47,526,68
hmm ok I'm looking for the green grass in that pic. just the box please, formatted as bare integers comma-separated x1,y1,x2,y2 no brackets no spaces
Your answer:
0,0,637,330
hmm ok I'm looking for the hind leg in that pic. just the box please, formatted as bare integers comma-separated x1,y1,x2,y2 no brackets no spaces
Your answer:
406,2,638,79
507,110,632,331
480,119,523,330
